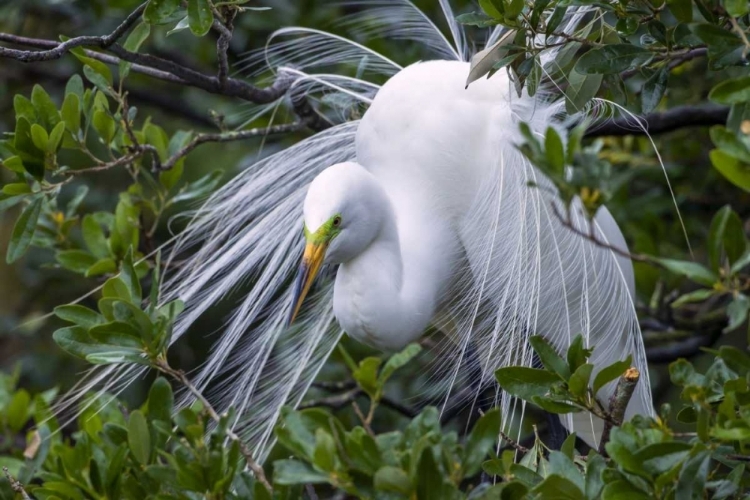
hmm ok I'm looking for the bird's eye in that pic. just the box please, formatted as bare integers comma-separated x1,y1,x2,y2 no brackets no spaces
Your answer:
332,216,342,227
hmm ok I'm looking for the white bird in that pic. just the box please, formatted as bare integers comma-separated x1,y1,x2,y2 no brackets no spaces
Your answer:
70,0,654,461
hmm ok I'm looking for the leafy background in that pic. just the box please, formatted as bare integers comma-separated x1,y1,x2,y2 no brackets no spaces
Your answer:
0,0,749,498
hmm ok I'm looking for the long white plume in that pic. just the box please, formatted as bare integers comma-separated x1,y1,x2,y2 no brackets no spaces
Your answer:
60,1,656,461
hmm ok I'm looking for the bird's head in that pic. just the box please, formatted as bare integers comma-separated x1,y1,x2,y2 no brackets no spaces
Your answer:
288,162,387,325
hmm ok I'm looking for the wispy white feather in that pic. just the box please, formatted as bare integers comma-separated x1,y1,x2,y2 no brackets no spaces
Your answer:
58,1,660,462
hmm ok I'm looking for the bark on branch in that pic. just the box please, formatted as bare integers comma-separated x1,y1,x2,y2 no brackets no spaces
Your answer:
598,367,640,456
584,103,729,138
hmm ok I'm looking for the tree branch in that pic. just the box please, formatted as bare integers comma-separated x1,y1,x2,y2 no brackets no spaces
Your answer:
0,2,147,62
159,121,307,170
598,367,640,456
0,16,292,105
584,103,729,138
2,467,32,500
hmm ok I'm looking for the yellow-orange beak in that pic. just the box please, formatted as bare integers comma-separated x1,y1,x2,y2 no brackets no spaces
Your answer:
288,241,327,325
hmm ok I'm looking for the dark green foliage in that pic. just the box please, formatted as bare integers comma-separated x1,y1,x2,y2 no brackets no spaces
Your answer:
1,0,750,498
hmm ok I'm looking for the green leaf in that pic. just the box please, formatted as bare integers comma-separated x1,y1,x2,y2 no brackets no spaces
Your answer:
31,84,60,130
47,122,65,152
567,334,591,373
676,450,710,500
532,396,581,414
641,66,669,114
88,321,144,348
532,474,584,499
14,94,36,123
724,0,749,16
708,205,747,271
167,16,190,36
187,0,214,36
55,305,102,328
7,196,42,263
529,335,570,379
82,214,110,260
86,258,118,277
353,357,382,398
53,326,99,359
312,428,338,472
672,288,714,307
83,65,113,95
654,258,718,286
56,250,97,273
65,74,84,100
61,92,81,139
2,183,31,196
711,149,750,192
109,194,140,258
147,377,173,423
576,45,654,75
102,277,132,302
128,410,151,465
463,408,501,477
565,70,602,114
600,480,651,499
7,390,30,433
725,294,749,332
710,126,750,164
495,367,561,400
667,0,692,22
1,156,27,175
144,0,181,24
374,466,411,495
92,109,116,144
585,453,606,500
545,127,565,174
378,343,421,386
121,248,143,301
592,356,632,395
456,11,499,27
273,459,329,485
120,22,151,80
30,124,49,152
568,363,594,398
710,76,750,105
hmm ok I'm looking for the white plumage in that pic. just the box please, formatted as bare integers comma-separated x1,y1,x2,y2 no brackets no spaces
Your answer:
63,0,654,461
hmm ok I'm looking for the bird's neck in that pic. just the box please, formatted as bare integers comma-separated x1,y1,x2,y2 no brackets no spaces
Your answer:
333,204,434,351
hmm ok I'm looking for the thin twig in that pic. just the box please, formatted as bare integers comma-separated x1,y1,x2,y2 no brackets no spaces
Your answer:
211,6,236,86
3,467,32,500
352,401,375,436
598,367,640,456
312,380,357,391
620,47,707,80
729,17,750,60
159,121,307,170
0,32,291,104
552,204,653,263
60,151,144,175
0,2,146,62
154,359,272,494
299,387,362,410
499,428,529,453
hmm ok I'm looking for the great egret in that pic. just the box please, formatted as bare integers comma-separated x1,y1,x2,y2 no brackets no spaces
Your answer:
70,0,653,461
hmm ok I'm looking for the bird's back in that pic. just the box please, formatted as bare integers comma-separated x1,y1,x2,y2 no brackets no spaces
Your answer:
356,59,651,448
356,60,512,221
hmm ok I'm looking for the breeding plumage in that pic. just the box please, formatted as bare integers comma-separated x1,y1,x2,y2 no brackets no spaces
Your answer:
66,0,654,461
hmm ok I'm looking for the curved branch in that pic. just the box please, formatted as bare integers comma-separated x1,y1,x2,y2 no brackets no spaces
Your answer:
584,103,729,138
